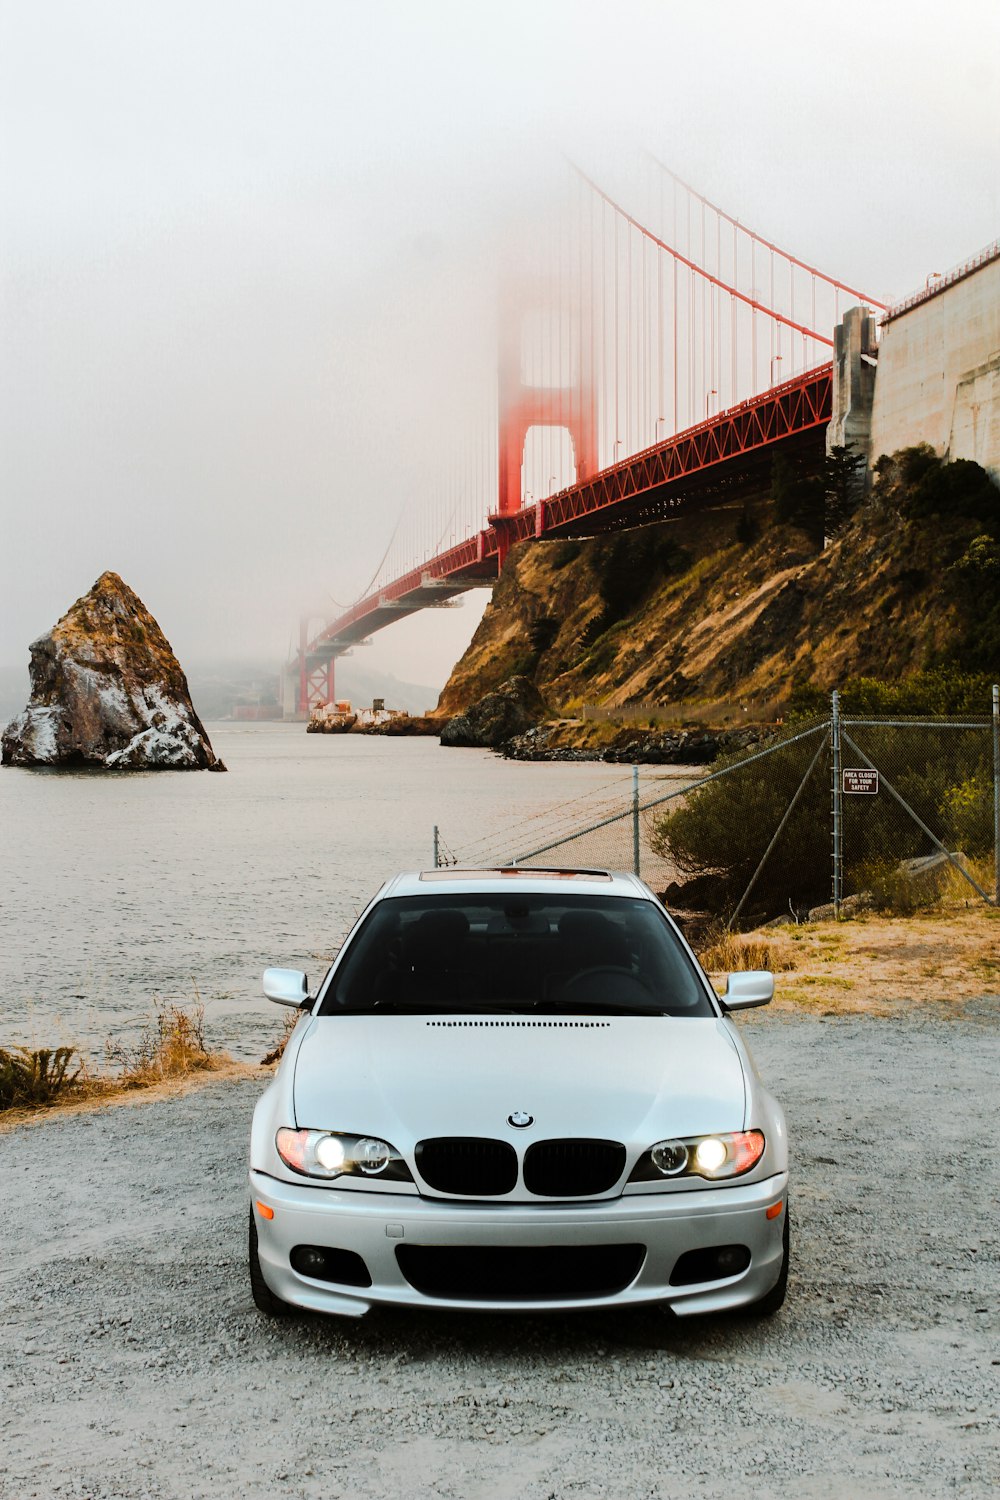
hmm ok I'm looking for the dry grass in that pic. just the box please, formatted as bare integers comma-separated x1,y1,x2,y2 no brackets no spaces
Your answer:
260,1010,299,1066
0,1059,257,1135
696,929,798,975
0,1000,232,1120
700,900,1000,1015
104,1000,225,1087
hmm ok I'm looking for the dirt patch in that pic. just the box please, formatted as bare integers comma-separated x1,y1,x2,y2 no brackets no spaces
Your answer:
703,905,1000,1015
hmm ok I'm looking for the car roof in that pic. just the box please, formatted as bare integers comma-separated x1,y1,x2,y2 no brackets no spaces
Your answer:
379,869,652,900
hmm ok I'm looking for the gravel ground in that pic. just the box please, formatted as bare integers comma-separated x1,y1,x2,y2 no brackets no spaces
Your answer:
1,1006,998,1500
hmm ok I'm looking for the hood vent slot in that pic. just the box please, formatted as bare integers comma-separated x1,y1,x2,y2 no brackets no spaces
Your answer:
425,1019,611,1029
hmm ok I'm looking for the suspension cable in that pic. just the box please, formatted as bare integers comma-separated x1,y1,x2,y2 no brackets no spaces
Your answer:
645,153,886,309
570,162,834,347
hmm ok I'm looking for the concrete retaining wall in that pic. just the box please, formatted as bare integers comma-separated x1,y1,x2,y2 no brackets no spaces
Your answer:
868,249,1000,482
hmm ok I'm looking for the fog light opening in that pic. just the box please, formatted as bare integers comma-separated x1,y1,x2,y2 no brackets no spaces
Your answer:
294,1246,329,1277
290,1244,373,1288
669,1243,752,1287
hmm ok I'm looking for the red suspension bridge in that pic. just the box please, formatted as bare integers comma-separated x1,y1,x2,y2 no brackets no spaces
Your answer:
294,160,885,714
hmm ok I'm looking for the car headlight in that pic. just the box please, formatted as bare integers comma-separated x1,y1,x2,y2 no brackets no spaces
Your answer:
629,1130,765,1183
275,1128,413,1182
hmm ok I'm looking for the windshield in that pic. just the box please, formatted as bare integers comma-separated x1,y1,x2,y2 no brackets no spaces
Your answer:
319,893,715,1018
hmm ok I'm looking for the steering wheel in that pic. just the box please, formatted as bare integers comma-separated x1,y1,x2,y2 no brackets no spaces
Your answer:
551,966,653,1006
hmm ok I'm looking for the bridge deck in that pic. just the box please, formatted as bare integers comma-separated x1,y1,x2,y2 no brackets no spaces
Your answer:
306,363,832,663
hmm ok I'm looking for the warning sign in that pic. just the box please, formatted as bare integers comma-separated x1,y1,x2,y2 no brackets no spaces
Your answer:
843,768,879,795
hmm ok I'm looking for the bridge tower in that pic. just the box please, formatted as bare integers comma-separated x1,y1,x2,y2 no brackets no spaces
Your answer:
283,615,347,719
496,275,597,559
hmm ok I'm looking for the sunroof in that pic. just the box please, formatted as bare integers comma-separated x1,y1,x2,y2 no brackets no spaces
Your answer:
419,867,613,882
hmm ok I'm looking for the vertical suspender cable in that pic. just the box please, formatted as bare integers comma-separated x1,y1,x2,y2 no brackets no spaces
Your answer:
601,198,607,464
730,293,736,408
672,254,678,436
769,248,775,380
657,208,664,434
626,218,632,454
716,213,721,400
689,266,695,424
614,210,620,455
642,230,648,445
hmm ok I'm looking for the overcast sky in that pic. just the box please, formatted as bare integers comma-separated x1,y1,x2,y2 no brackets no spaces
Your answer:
2,0,998,695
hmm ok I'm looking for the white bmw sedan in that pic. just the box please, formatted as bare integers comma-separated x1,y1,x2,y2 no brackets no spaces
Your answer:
249,868,788,1320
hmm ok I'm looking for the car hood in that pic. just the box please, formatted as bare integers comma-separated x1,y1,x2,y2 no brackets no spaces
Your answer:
292,1014,746,1144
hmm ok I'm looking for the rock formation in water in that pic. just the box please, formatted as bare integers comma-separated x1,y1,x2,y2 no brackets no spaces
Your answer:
439,675,549,750
1,572,225,771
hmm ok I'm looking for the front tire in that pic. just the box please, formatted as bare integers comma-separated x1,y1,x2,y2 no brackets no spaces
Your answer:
249,1208,290,1318
746,1204,790,1318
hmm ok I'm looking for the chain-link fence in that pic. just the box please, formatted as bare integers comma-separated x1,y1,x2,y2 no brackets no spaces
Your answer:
433,689,1000,928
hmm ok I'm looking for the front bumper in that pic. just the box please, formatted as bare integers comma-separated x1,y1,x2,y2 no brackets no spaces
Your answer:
249,1168,788,1317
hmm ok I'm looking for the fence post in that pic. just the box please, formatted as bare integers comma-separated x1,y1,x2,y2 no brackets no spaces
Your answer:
432,825,439,870
993,686,1000,905
632,765,640,876
831,690,842,916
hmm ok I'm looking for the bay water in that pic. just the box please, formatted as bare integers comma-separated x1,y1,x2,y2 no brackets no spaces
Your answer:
0,725,669,1064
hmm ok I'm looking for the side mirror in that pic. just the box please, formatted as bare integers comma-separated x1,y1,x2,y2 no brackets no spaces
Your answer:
263,967,310,1008
722,970,774,1010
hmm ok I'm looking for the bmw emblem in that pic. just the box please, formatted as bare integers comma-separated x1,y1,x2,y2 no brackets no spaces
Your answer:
507,1110,534,1129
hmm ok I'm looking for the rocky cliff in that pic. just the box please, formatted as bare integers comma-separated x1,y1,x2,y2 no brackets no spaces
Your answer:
437,450,1000,719
439,676,549,749
2,572,225,771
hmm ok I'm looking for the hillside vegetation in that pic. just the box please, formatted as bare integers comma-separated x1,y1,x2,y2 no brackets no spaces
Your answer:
437,447,1000,717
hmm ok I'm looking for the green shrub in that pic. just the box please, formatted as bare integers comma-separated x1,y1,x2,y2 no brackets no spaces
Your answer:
598,530,690,622
528,613,559,656
951,535,1000,583
0,1046,81,1110
650,715,993,922
875,445,999,528
650,731,831,919
789,668,996,722
854,859,942,916
939,775,993,857
946,530,1000,672
584,632,621,674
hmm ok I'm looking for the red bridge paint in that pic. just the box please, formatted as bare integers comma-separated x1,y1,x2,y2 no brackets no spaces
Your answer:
302,364,831,679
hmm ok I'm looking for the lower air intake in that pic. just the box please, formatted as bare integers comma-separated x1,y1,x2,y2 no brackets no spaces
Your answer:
396,1243,645,1301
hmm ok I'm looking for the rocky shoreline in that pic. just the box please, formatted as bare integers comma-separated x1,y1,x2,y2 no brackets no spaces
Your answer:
500,722,767,763
431,672,770,763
